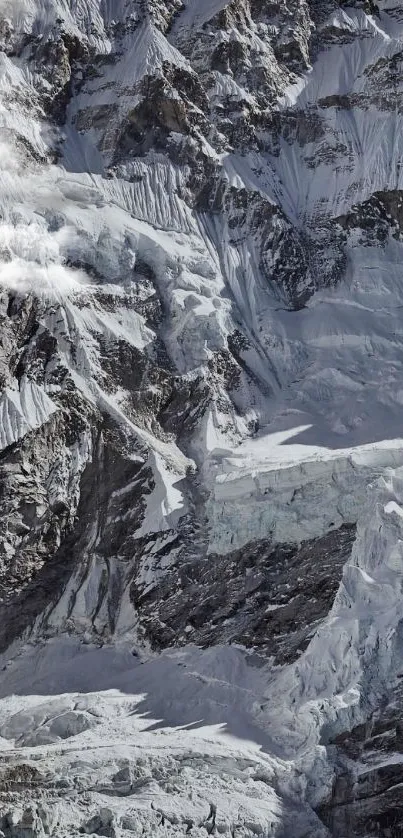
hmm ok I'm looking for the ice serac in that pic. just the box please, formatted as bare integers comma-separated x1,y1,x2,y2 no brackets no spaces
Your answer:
1,0,403,835
263,467,403,836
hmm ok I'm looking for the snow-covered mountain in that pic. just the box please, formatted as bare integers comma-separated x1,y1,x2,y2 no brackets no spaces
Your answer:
1,0,403,835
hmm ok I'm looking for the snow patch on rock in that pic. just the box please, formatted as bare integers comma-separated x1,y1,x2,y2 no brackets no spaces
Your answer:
0,378,58,451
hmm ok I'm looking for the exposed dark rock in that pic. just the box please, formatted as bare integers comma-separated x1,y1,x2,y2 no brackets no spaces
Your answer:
129,524,356,662
318,682,403,836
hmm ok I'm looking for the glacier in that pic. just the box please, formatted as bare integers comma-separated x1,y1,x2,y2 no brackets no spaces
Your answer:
1,0,403,836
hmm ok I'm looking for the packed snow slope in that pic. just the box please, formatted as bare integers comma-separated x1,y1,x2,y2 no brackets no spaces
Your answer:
2,0,403,835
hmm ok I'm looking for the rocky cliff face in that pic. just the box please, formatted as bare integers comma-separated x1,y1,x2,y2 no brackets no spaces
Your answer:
1,0,403,836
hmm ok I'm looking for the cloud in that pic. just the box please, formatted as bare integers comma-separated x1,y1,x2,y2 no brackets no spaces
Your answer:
0,0,24,13
0,25,90,300
0,140,22,173
0,0,41,24
0,222,88,297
